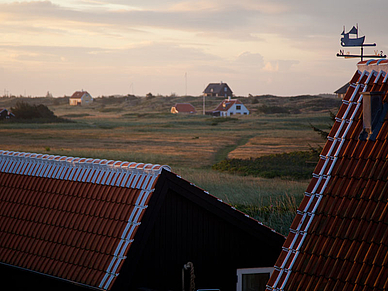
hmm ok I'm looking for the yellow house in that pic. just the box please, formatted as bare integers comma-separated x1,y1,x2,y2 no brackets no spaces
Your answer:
69,91,93,106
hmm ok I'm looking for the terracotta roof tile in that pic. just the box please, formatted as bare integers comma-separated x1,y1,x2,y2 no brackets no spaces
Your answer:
0,151,171,290
267,61,388,291
171,103,197,113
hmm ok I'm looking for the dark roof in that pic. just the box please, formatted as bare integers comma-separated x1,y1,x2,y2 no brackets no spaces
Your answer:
203,83,232,94
70,91,90,99
334,82,350,94
0,150,283,290
172,103,196,113
267,59,388,290
214,99,243,112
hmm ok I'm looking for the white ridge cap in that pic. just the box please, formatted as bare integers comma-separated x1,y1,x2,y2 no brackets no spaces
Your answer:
0,150,171,188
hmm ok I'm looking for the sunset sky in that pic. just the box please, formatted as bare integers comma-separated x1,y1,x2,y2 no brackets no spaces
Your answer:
1,0,387,97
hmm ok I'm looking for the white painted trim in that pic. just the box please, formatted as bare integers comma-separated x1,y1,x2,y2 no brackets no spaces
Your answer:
236,267,273,291
99,189,150,290
0,150,171,290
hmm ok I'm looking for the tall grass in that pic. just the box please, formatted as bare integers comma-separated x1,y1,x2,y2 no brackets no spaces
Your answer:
176,167,307,235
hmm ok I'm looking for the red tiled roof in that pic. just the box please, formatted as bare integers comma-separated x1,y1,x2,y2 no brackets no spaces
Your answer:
70,91,90,99
172,103,196,113
0,150,170,290
267,59,388,290
214,99,242,112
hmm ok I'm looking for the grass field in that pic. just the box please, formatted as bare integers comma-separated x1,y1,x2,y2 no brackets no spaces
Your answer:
0,94,340,234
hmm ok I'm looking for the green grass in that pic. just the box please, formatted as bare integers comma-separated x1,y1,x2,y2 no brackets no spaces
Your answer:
212,150,319,180
214,135,254,163
61,113,92,118
176,167,306,235
235,195,298,235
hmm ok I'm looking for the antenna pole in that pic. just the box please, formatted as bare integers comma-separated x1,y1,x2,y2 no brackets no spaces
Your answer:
185,72,187,96
361,46,364,62
203,94,205,115
356,23,358,38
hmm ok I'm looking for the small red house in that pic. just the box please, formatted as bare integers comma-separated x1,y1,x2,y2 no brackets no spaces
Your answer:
69,91,93,106
267,59,388,290
171,103,196,114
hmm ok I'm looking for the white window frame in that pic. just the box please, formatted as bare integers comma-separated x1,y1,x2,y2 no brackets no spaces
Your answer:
236,267,273,291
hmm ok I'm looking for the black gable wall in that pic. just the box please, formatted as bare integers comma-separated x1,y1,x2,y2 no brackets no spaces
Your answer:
122,172,284,291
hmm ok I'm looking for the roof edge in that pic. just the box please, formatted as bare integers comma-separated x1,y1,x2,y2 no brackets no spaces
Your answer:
0,150,171,190
164,170,286,240
0,262,101,291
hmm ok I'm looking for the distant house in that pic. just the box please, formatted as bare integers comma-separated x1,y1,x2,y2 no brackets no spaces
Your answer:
171,103,196,114
203,82,233,98
208,97,250,117
334,82,350,98
0,108,15,120
267,60,388,290
0,150,284,291
69,91,93,106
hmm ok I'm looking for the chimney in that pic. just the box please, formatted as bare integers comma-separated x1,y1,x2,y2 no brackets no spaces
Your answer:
360,91,387,141
363,92,381,134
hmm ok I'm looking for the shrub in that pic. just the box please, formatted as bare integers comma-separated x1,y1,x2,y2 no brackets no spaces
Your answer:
9,101,70,123
212,150,319,180
257,105,289,114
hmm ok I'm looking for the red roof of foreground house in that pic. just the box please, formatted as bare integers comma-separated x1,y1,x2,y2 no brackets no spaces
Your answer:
214,99,242,112
267,59,388,290
172,103,196,113
0,150,170,290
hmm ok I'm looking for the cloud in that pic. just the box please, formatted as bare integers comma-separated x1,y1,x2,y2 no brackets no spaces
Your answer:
263,60,299,72
236,51,265,67
0,41,219,65
1,0,388,97
263,62,279,72
196,31,263,42
0,1,260,36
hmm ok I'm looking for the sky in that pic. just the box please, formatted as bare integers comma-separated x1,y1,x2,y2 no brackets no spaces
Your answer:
1,0,388,97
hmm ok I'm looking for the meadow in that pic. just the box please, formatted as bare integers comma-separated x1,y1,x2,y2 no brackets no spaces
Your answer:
0,94,341,234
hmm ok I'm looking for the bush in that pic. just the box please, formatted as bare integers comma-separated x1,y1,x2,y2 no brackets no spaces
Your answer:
257,105,289,114
9,101,70,123
212,150,319,180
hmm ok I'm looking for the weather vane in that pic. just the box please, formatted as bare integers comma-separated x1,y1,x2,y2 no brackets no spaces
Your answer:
337,24,386,61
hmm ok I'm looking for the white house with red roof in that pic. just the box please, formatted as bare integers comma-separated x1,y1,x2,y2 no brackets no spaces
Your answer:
212,97,249,117
0,108,15,120
69,90,93,106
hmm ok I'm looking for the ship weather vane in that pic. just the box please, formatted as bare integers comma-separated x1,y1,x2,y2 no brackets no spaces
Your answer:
337,24,386,61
